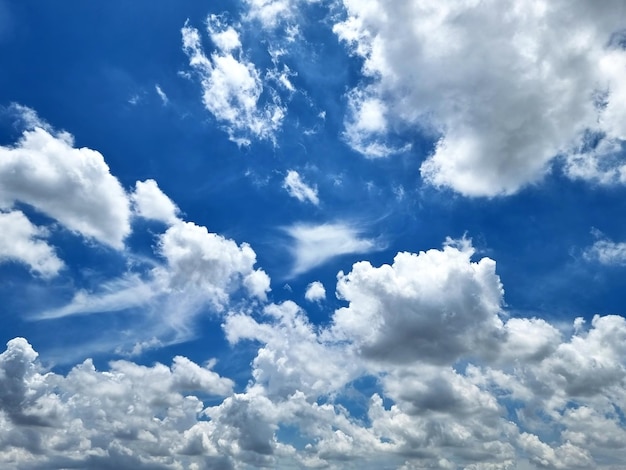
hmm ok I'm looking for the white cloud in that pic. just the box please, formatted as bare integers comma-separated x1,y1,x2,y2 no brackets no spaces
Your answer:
0,107,131,248
243,0,319,31
9,241,626,467
155,84,169,105
584,238,626,265
283,170,319,205
131,179,180,225
284,222,380,276
38,220,271,347
182,15,286,145
0,337,235,468
304,280,325,302
334,0,626,196
0,210,63,278
331,238,505,364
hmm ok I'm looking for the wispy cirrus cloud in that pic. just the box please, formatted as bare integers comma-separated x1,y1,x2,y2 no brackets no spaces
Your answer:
284,222,382,276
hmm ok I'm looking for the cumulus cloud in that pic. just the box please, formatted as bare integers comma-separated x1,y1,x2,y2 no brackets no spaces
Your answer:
304,280,325,302
331,238,505,364
0,210,63,278
0,106,131,248
182,15,286,145
39,220,271,325
334,0,626,196
7,240,626,468
0,337,234,468
131,179,180,225
282,170,319,205
284,222,381,276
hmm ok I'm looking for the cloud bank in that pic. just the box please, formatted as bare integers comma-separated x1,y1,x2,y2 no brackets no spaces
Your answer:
5,240,626,468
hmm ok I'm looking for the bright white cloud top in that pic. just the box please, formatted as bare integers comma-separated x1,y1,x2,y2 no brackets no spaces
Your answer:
2,1,626,469
283,170,319,205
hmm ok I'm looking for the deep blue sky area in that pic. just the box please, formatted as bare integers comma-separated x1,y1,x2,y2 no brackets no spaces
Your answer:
2,1,626,469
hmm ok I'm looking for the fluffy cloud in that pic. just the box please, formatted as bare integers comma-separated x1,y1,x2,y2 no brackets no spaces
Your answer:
334,0,626,196
282,170,319,205
284,222,381,276
182,15,286,145
131,179,180,225
331,238,505,364
0,109,131,248
0,210,63,278
40,220,271,325
7,240,626,468
304,280,325,302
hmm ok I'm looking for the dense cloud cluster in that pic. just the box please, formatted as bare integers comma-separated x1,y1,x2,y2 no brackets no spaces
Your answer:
334,0,626,196
5,237,626,468
3,0,626,468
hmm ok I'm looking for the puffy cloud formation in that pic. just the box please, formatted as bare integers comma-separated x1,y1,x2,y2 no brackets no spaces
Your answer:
40,220,271,325
0,108,131,248
0,337,234,468
131,179,180,225
182,15,286,145
332,238,504,364
0,210,63,278
5,241,626,468
283,170,319,205
334,0,626,196
304,280,325,302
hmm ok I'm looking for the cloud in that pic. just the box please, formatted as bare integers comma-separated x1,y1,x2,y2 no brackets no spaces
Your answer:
282,170,319,205
37,220,271,348
584,238,626,265
284,222,381,276
243,0,318,31
131,179,180,225
0,337,235,468
0,106,131,248
304,280,325,302
182,15,286,145
0,210,63,278
331,237,505,364
8,241,626,467
155,84,169,105
334,0,626,196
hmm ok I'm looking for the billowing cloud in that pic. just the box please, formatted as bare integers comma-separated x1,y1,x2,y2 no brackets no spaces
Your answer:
0,337,234,468
331,238,505,364
6,240,626,468
283,170,319,205
131,179,180,225
334,0,626,196
0,210,63,278
284,222,381,276
39,220,271,324
304,280,325,302
0,110,131,248
182,15,286,145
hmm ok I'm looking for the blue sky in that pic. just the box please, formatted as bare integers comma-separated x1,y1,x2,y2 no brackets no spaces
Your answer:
2,1,626,468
